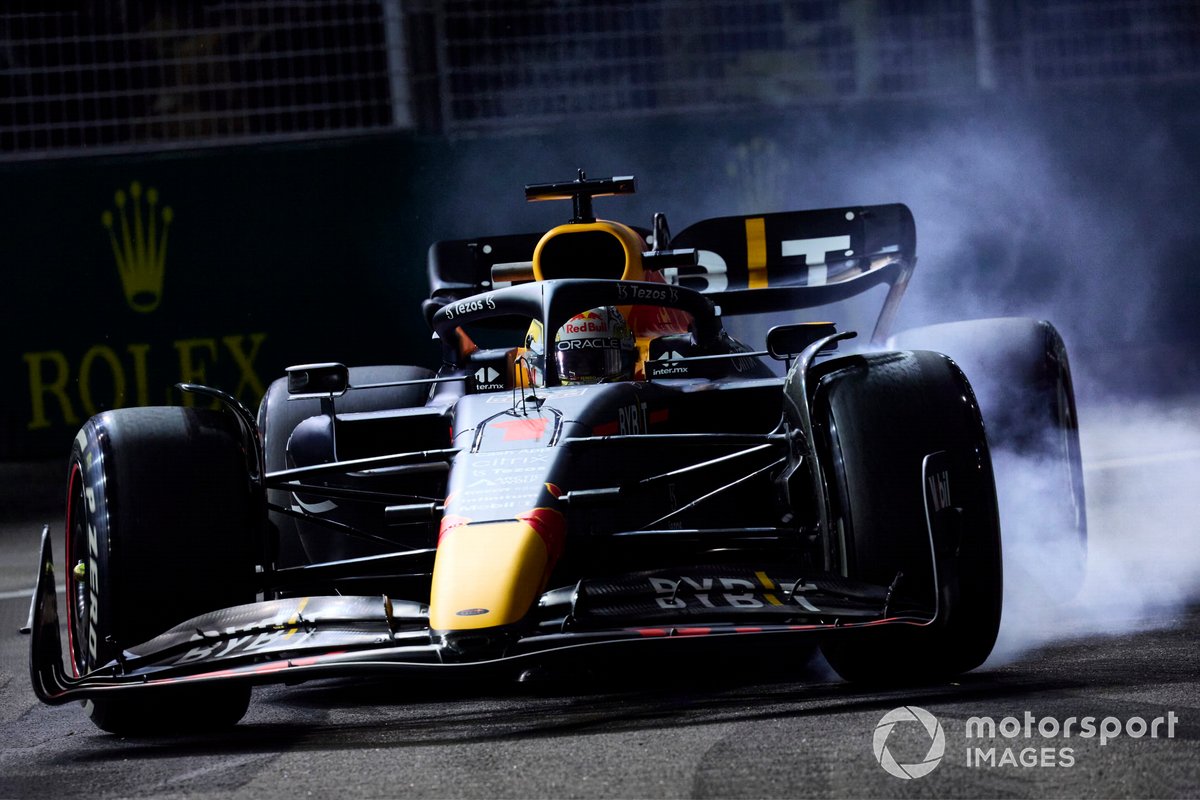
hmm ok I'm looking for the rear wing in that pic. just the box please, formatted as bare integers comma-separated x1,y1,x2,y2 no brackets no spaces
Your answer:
670,203,915,316
423,204,915,338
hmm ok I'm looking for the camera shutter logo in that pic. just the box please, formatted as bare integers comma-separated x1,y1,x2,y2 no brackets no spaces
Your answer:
873,706,946,779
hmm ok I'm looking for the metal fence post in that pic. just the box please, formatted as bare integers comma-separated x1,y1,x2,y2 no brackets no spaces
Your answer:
382,0,414,129
972,0,997,91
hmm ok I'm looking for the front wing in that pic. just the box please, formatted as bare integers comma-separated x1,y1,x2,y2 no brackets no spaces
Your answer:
30,527,938,704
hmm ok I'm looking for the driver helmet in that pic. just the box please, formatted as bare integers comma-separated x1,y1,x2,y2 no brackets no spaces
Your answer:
526,306,636,385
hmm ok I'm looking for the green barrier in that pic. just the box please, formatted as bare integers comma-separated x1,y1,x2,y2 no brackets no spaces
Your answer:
2,134,443,459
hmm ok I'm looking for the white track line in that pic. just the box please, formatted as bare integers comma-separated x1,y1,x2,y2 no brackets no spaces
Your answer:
1083,448,1200,472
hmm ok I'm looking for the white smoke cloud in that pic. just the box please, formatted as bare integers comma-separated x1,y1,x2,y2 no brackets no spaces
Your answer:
730,102,1200,665
742,103,1200,665
988,400,1200,664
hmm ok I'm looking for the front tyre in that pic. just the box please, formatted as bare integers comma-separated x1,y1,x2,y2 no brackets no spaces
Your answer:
801,351,1003,683
66,407,262,734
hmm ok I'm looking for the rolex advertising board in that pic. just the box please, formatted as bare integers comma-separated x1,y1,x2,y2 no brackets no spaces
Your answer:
2,136,440,460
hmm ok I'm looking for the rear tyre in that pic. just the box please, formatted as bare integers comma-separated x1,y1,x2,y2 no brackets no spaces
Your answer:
66,407,262,734
258,365,435,566
889,318,1086,595
800,351,1003,683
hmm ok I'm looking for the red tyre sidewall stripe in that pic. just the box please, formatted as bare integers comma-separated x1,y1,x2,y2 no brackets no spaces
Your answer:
64,461,81,678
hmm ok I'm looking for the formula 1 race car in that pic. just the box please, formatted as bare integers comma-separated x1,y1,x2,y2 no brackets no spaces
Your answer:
29,172,1086,734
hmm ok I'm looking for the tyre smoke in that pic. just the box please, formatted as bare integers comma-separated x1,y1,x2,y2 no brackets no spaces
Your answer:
987,402,1200,665
708,98,1200,664
776,102,1200,665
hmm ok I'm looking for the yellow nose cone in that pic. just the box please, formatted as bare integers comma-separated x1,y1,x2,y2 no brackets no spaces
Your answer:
428,521,550,631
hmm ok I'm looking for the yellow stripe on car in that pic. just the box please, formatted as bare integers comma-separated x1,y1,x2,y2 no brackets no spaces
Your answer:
755,570,783,606
283,596,309,638
745,217,768,289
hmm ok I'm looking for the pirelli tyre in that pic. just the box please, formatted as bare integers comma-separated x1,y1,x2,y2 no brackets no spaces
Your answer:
802,350,1003,683
66,406,263,734
888,318,1086,595
258,365,435,565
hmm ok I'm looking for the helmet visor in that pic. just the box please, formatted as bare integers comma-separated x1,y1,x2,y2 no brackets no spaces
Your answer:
554,339,629,383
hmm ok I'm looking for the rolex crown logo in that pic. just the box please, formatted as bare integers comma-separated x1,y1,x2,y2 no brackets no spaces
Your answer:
102,180,172,313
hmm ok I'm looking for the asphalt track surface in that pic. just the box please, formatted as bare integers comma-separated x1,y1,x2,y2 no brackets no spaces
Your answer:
1,400,1198,799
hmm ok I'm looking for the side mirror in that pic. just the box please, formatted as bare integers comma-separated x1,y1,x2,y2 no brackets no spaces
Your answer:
286,363,350,398
766,322,840,360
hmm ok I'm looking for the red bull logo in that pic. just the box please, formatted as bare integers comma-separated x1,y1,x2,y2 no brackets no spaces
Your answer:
562,319,608,334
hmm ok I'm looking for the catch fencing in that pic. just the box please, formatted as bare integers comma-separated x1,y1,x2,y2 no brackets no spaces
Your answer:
2,0,1197,155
